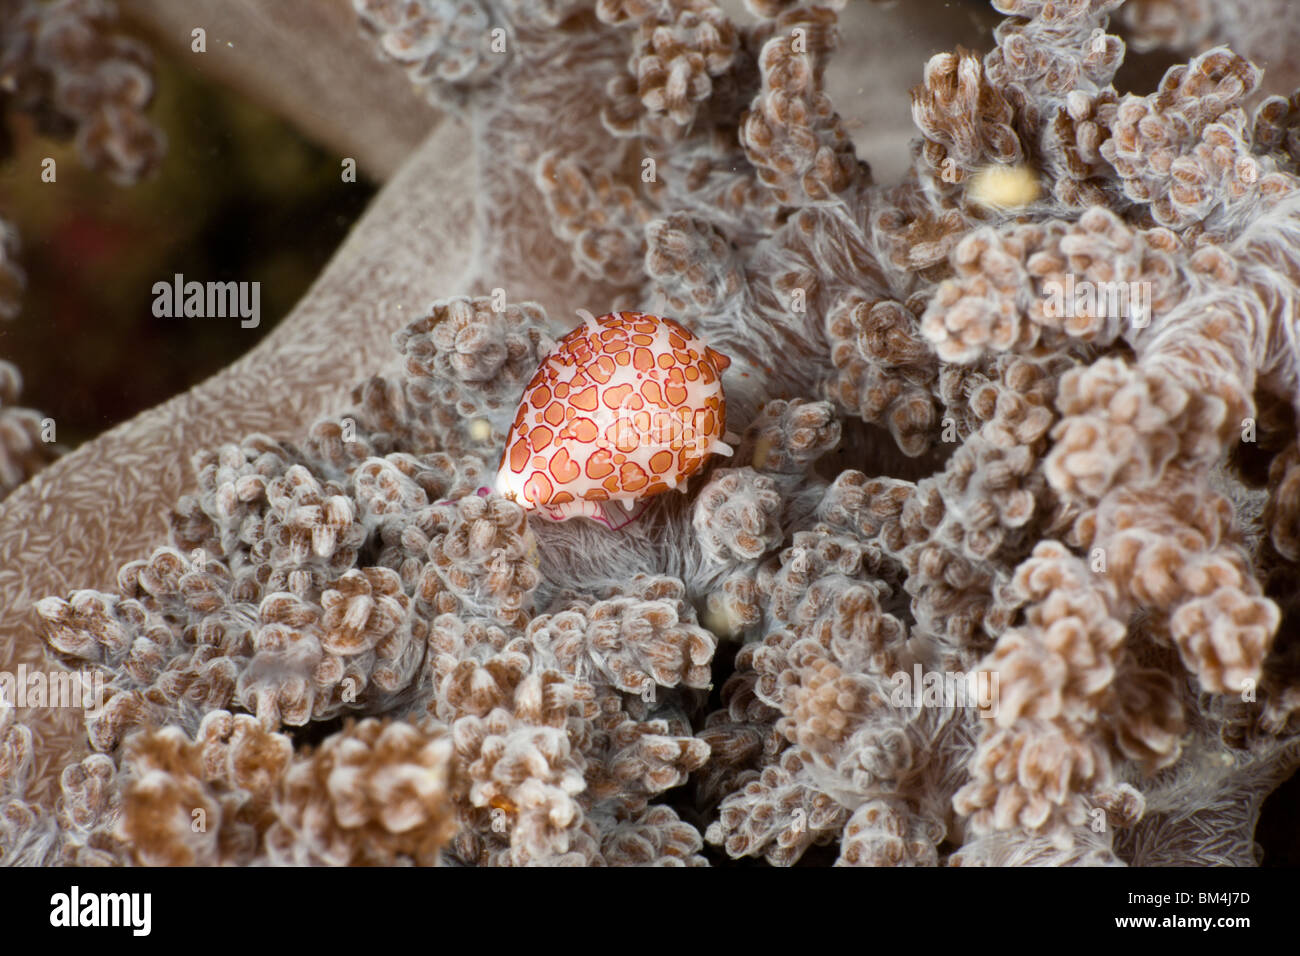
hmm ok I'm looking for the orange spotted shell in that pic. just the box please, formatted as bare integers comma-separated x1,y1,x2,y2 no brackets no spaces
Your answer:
495,310,733,521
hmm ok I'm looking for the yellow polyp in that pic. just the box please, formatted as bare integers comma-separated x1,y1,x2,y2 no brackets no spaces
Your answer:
968,163,1041,210
701,599,741,639
489,794,517,815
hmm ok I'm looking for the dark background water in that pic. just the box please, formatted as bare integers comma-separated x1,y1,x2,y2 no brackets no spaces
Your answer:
0,42,376,447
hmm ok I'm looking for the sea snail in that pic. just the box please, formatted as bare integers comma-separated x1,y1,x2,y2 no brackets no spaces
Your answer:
496,309,734,525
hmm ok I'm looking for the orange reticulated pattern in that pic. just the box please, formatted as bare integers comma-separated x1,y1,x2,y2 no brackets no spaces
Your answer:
497,311,732,518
